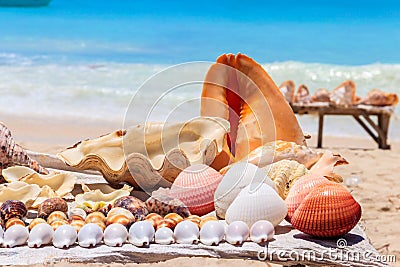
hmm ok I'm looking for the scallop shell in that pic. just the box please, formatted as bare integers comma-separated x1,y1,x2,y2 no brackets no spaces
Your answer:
200,216,218,229
174,220,199,244
145,213,163,228
57,117,229,189
5,217,25,229
225,221,249,245
113,196,148,222
225,183,287,227
70,220,85,233
250,220,274,243
50,220,68,231
128,221,155,247
38,198,68,219
28,223,54,248
185,215,202,228
104,223,128,247
53,224,77,249
199,220,225,246
215,162,277,219
85,212,106,224
78,223,103,248
47,211,68,225
155,227,174,245
0,182,42,208
0,200,27,221
291,183,362,238
29,218,47,231
3,224,29,248
68,208,87,221
145,187,191,218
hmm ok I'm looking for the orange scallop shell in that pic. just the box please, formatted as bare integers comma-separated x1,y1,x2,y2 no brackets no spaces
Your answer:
85,212,106,224
291,183,362,238
5,217,25,229
70,220,85,233
169,164,223,216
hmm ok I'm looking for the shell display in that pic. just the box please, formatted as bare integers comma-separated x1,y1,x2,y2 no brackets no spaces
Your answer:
215,162,277,219
28,223,54,248
38,198,68,219
128,221,155,247
68,208,87,221
70,220,85,233
78,223,103,248
199,216,218,229
169,164,223,216
0,200,27,221
47,211,68,225
57,117,229,188
50,220,68,231
225,183,287,227
29,218,47,231
225,221,249,245
145,213,163,228
291,183,362,238
0,182,42,208
104,223,128,247
85,212,106,224
113,196,148,222
250,220,274,243
185,215,202,228
53,225,77,249
145,187,191,218
155,227,174,245
2,224,29,248
311,88,331,103
5,217,25,229
174,220,199,244
199,220,225,246
358,88,399,106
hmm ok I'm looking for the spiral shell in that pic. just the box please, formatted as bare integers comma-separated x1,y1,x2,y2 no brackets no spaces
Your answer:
3,224,29,248
38,198,68,219
47,211,68,225
29,218,47,231
145,213,163,228
145,187,191,218
200,216,218,229
70,220,85,233
174,220,199,244
78,223,103,248
250,220,274,243
128,221,155,247
5,217,25,230
68,208,87,221
50,219,68,231
28,223,54,248
199,220,225,246
113,196,148,222
85,211,106,224
225,221,249,245
185,215,201,228
0,200,27,221
155,227,174,245
104,223,128,247
106,207,135,227
53,224,77,248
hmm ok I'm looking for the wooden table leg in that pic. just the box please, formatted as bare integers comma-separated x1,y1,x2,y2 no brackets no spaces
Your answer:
378,114,391,149
317,112,324,148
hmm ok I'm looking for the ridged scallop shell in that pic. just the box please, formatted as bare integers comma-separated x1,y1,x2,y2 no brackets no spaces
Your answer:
50,220,68,231
200,216,218,229
225,183,287,227
3,224,29,248
174,220,199,244
85,212,106,224
155,227,174,245
145,213,163,228
53,224,77,248
291,183,362,238
128,221,155,247
78,223,103,248
145,187,191,218
104,223,128,247
28,223,54,248
29,218,47,231
113,196,148,222
68,208,87,221
5,217,25,229
215,162,277,219
38,198,68,219
169,164,223,216
70,220,85,233
199,220,225,246
250,220,274,243
47,211,68,225
0,200,27,221
225,221,249,245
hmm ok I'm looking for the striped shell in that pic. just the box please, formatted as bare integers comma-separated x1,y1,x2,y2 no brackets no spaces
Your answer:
29,218,47,231
291,183,362,238
50,220,68,231
145,213,163,228
5,217,25,229
155,219,176,230
68,208,87,221
145,187,191,218
38,198,68,219
199,216,218,229
70,220,85,233
47,211,68,225
169,164,223,216
0,200,27,221
185,215,202,228
85,212,106,224
164,213,183,225
106,207,135,227
113,196,148,222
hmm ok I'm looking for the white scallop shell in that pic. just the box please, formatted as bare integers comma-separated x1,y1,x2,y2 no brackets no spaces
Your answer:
3,225,29,248
53,225,77,248
214,162,277,219
68,208,87,220
155,227,174,245
250,220,274,243
225,221,249,245
225,183,287,227
199,220,225,246
77,223,103,248
128,221,154,247
174,220,199,244
104,223,128,247
0,226,4,245
28,223,54,248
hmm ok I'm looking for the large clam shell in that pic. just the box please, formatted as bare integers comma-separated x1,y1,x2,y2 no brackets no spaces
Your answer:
0,182,41,208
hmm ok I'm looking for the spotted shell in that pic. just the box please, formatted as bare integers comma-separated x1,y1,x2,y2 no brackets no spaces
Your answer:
0,200,27,221
38,198,68,219
29,218,47,231
70,220,85,233
5,217,25,230
50,219,68,231
291,183,362,238
199,216,218,229
169,164,223,216
47,211,68,225
145,213,163,228
85,212,106,224
145,187,191,218
113,196,148,222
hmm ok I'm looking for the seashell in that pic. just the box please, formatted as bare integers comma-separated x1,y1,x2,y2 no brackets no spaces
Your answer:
50,219,68,231
145,213,163,228
93,221,106,231
295,84,311,104
0,200,27,221
169,164,223,216
28,223,54,248
154,227,174,245
78,223,103,248
113,196,148,222
5,217,25,229
145,187,191,218
215,162,277,219
38,198,68,219
309,151,347,182
53,224,77,249
225,183,287,227
155,219,175,230
107,207,134,220
330,80,357,107
164,213,183,225
358,88,399,107
3,224,29,248
31,185,58,209
250,220,274,243
68,208,87,221
75,184,132,211
279,80,295,104
311,88,331,103
98,203,113,216
47,211,68,225
128,221,155,247
0,182,42,208
174,220,199,244
85,212,106,224
57,117,229,188
225,221,249,245
199,216,218,229
29,218,47,231
104,223,128,247
70,220,85,233
291,183,362,238
106,214,132,228
185,215,201,228
0,226,3,245
199,220,225,246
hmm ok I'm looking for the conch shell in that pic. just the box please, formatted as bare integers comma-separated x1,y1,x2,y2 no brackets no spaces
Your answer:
330,80,357,107
311,88,331,103
58,117,229,189
279,80,295,104
357,89,399,107
295,84,311,104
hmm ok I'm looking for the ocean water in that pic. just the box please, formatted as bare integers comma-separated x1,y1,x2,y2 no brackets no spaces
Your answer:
0,0,399,140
